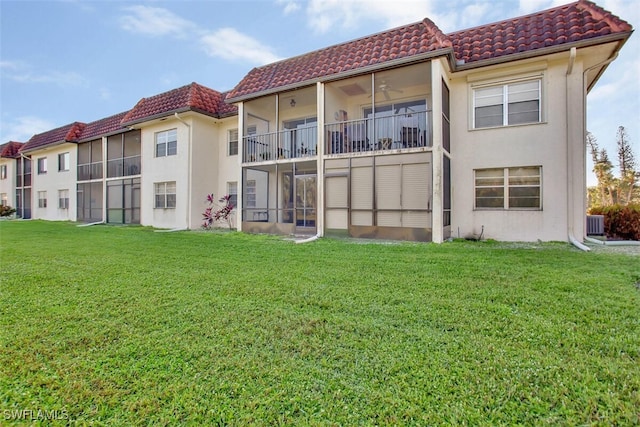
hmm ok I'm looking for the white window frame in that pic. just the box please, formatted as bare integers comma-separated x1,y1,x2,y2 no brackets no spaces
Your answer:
472,78,542,129
228,129,238,156
227,181,237,208
58,152,70,172
155,129,177,157
154,181,176,209
58,189,69,209
0,165,6,180
38,191,47,208
474,166,542,210
37,157,47,174
1,193,7,206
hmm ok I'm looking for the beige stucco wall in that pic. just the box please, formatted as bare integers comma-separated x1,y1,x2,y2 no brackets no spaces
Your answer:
138,113,239,230
448,55,584,242
0,157,17,208
139,118,192,229
28,143,77,221
210,116,240,229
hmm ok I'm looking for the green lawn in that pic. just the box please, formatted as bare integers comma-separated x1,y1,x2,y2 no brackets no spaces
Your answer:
1,221,638,425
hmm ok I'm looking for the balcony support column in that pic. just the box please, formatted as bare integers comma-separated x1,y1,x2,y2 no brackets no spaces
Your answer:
431,60,444,243
316,81,325,237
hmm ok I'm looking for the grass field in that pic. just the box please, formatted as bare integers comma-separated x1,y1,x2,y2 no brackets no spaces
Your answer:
1,221,639,425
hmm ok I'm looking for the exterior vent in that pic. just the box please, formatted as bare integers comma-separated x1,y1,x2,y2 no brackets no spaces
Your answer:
586,215,604,235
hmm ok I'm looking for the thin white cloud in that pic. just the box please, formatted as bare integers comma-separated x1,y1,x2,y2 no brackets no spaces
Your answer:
1,60,87,87
201,28,282,65
1,116,57,143
276,0,301,15
119,5,197,38
306,0,432,34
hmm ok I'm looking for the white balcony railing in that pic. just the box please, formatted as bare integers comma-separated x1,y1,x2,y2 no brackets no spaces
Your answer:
326,111,431,154
243,126,317,163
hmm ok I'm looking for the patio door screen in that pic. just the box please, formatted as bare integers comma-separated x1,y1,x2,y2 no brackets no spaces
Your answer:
350,153,431,228
376,161,430,227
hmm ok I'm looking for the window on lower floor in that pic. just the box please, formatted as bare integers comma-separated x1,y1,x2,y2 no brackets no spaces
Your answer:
1,193,7,206
475,166,541,209
227,181,237,208
58,189,69,209
38,191,47,208
473,79,541,128
228,129,238,156
0,165,7,179
37,157,47,174
154,181,176,208
155,129,177,157
58,152,70,171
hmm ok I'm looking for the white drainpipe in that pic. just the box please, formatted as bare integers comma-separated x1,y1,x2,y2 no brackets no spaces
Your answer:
174,112,192,229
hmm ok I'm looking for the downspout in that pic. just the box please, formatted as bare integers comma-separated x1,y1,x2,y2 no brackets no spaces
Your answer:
565,47,589,251
567,48,619,251
174,112,192,229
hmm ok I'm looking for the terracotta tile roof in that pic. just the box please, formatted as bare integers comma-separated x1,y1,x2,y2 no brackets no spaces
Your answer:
80,111,128,141
0,141,24,158
21,122,86,153
227,0,631,101
227,18,450,101
449,0,633,66
121,82,238,125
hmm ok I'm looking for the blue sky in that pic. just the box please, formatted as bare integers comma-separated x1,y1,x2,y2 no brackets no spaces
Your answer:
1,0,638,185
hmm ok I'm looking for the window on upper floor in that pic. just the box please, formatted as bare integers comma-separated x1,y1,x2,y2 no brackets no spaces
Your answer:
473,79,541,129
154,181,176,209
228,129,238,156
0,165,6,179
475,166,541,210
58,152,70,172
155,129,177,157
58,189,69,209
37,157,47,174
38,191,47,208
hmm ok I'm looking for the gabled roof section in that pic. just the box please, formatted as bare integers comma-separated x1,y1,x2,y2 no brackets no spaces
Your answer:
227,0,632,102
449,0,633,66
121,82,238,126
21,122,86,153
0,141,24,159
226,18,451,101
80,111,129,141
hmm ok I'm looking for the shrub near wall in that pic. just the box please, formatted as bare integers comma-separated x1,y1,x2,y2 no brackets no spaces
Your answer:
589,204,640,241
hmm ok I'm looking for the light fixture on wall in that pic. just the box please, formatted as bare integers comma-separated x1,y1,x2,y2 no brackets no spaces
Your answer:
290,99,296,107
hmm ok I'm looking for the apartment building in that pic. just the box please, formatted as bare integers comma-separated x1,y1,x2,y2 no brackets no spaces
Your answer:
2,1,633,244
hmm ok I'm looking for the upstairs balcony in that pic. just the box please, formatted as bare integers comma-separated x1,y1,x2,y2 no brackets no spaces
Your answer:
325,110,431,155
77,161,103,181
243,126,317,163
107,155,141,178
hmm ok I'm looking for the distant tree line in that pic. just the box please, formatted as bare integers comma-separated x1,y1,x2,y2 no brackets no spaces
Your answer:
587,126,639,209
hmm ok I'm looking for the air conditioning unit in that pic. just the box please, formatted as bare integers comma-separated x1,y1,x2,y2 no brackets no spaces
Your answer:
586,215,604,235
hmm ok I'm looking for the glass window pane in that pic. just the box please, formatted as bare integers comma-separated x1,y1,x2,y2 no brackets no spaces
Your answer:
167,140,177,156
475,105,503,128
474,86,503,107
508,100,540,125
508,81,539,103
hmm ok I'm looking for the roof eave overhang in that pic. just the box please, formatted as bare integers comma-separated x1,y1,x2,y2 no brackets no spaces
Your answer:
451,32,632,73
78,127,130,143
226,48,454,104
122,107,225,127
20,139,77,155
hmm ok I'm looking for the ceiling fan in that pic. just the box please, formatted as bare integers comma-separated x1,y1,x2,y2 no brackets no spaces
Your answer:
370,79,403,100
